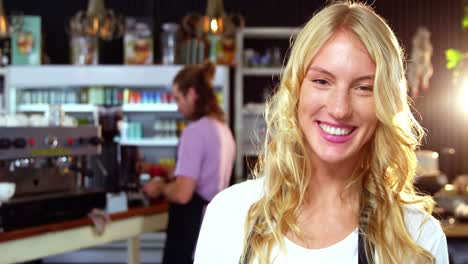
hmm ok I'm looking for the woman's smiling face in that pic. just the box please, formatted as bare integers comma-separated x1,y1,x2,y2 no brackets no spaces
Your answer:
298,30,378,167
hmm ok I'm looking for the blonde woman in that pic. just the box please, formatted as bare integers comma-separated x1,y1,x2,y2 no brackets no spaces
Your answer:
194,1,448,264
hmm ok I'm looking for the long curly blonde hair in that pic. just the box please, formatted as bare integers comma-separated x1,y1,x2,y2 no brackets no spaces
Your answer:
241,1,435,263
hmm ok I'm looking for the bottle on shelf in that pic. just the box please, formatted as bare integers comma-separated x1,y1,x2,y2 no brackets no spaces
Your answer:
119,117,129,140
177,120,186,138
123,88,130,104
153,119,162,139
272,47,282,67
127,122,143,139
80,87,89,104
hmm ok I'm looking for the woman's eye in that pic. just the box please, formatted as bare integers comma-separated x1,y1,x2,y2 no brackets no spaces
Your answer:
355,85,373,94
313,79,328,85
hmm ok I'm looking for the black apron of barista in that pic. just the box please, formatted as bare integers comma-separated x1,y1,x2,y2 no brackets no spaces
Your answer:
162,192,208,264
239,229,372,264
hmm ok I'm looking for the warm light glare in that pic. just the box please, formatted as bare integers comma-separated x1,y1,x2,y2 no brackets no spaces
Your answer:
460,78,468,114
210,18,218,33
444,184,455,191
69,0,123,41
99,19,111,39
431,152,439,159
92,17,99,34
0,15,7,35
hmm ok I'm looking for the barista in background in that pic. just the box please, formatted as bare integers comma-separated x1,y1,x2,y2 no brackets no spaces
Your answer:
143,61,236,264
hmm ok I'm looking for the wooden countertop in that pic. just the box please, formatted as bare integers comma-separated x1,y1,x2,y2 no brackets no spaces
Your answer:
0,201,169,264
0,202,169,243
442,222,468,238
0,201,465,244
2,203,463,241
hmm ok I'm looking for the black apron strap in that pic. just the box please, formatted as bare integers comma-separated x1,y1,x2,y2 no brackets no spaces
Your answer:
238,219,257,264
162,192,209,264
358,230,370,264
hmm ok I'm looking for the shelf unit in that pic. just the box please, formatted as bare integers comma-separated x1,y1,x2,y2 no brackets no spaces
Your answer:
242,67,282,76
6,65,230,163
7,65,227,87
16,103,178,113
116,138,178,147
235,27,298,179
17,103,96,113
121,104,177,112
6,65,230,115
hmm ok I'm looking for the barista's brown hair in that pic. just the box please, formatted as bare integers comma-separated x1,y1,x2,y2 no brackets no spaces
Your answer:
173,61,225,122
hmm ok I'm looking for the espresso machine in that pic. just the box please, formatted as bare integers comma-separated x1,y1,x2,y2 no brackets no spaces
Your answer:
0,126,106,231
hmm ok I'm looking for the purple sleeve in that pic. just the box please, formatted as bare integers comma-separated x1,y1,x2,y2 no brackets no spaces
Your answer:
174,128,203,180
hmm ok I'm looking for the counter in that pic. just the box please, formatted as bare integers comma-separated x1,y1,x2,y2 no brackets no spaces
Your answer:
0,203,168,264
443,222,468,238
0,202,466,264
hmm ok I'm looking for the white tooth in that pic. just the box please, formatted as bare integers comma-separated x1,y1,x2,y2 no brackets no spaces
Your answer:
320,124,327,132
319,124,350,136
319,123,351,136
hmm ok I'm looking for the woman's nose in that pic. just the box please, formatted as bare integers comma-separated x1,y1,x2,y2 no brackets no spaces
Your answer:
327,89,352,120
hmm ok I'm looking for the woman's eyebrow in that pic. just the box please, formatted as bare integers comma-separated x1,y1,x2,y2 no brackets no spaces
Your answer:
353,75,375,82
307,66,335,78
308,66,374,82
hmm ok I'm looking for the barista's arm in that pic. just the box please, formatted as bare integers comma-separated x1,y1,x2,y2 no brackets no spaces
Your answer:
143,176,196,205
162,176,196,204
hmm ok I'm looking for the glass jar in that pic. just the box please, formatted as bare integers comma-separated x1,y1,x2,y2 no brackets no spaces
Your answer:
161,23,181,64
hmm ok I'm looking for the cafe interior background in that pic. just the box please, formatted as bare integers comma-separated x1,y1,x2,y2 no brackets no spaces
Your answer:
0,0,467,263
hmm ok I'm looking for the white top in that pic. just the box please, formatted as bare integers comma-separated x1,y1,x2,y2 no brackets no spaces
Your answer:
194,178,449,264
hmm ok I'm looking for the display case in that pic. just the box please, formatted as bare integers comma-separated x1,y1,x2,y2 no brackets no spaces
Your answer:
234,27,298,180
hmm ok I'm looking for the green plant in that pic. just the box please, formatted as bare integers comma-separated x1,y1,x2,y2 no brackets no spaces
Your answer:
445,6,468,79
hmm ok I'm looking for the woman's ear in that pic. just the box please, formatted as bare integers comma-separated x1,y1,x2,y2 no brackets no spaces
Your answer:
187,86,199,100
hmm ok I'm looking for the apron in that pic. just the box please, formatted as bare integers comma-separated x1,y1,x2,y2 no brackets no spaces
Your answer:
162,192,208,264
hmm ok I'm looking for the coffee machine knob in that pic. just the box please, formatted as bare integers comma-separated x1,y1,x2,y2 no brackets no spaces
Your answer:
78,137,87,145
13,138,27,148
89,136,102,146
44,136,59,148
0,138,11,149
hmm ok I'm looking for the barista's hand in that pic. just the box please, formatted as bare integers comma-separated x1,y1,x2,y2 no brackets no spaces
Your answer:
166,167,175,181
142,178,165,198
